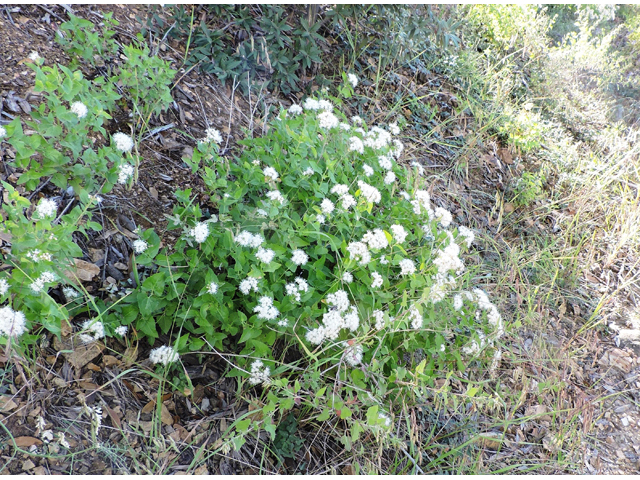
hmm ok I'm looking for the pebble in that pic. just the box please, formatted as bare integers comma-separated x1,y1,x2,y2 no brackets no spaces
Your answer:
615,405,630,414
622,417,630,427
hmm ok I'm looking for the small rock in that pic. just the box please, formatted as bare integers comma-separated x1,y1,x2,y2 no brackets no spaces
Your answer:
622,417,629,427
22,459,35,471
614,405,629,414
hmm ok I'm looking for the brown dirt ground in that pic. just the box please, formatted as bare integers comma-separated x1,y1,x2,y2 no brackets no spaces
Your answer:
1,4,639,474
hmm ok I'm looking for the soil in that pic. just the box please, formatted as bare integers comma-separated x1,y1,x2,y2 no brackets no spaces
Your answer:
1,4,639,475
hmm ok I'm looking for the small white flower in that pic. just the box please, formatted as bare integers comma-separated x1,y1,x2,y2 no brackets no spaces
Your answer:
36,198,57,218
236,231,263,248
411,161,424,176
203,127,223,144
150,345,179,365
302,167,314,176
132,239,148,254
256,247,275,264
0,278,9,296
340,194,356,210
318,111,339,129
363,164,374,177
26,249,52,262
343,342,363,367
118,163,134,184
239,277,259,295
378,154,393,170
342,271,353,283
263,166,279,181
316,214,325,224
399,259,416,276
362,229,388,250
378,412,393,427
357,180,381,204
80,319,105,343
190,222,209,243
434,207,453,228
248,359,271,385
70,101,88,118
266,190,286,205
399,190,411,201
371,271,383,288
28,51,40,61
306,327,325,345
372,310,385,330
277,319,288,327
457,225,475,248
206,281,218,295
379,255,389,265
253,296,279,320
113,132,134,152
453,294,463,311
303,98,320,111
256,208,268,217
288,104,303,116
408,306,423,330
331,184,349,197
339,122,351,131
347,73,358,88
347,241,371,265
115,325,128,336
351,115,363,125
0,126,6,139
30,271,56,294
62,286,79,300
390,224,407,244
348,136,364,154
384,171,396,185
320,198,335,215
318,99,333,112
291,249,309,266
388,122,400,135
327,290,351,312
0,306,27,338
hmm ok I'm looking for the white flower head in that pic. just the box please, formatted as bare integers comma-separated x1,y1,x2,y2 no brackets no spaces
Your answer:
266,190,286,205
291,249,309,266
30,271,56,294
384,171,396,185
343,342,363,367
434,207,452,228
362,229,388,250
318,111,339,129
113,132,134,152
70,101,88,118
347,241,371,265
28,51,40,61
316,214,325,224
318,99,333,112
399,258,416,276
288,104,303,116
263,166,279,181
339,122,351,131
80,319,105,343
306,326,326,345
253,296,279,320
331,184,349,197
115,325,128,336
189,222,209,243
408,306,423,330
36,198,57,218
372,310,385,330
363,164,374,177
351,115,363,125
357,180,381,204
411,161,424,176
378,154,393,170
327,289,350,312
248,359,271,385
458,225,475,248
388,122,400,135
320,198,335,215
236,231,263,248
0,126,6,139
239,276,259,295
342,271,353,284
348,136,364,154
256,247,275,264
453,294,463,311
118,163,134,184
150,345,179,365
302,167,314,176
62,286,79,300
0,306,27,338
132,239,148,254
206,281,218,295
390,224,407,244
347,73,358,88
303,98,320,111
341,194,356,210
371,271,383,288
203,127,223,144
0,278,9,296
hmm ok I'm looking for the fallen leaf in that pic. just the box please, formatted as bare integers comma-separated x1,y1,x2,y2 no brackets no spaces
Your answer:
53,336,104,371
103,355,120,367
65,259,101,283
504,203,515,214
161,404,174,425
22,459,35,471
498,148,513,165
0,396,18,412
474,432,503,450
14,436,43,447
193,466,209,475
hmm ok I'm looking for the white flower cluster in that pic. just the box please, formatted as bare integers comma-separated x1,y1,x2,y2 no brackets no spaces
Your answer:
189,222,209,243
288,104,303,116
348,136,364,154
115,325,128,336
384,171,396,185
433,233,464,276
320,198,335,215
206,281,218,295
118,164,134,184
457,225,475,248
285,277,309,302
351,115,363,125
302,167,314,176
408,306,423,330
150,345,179,365
256,247,276,264
363,164,374,177
411,161,425,176
30,271,56,294
0,126,6,139
342,271,353,283
339,122,351,131
305,290,360,345
347,241,371,265
462,331,487,356
303,98,333,112
411,190,432,216
433,206,452,228
472,288,504,337
36,198,57,218
26,249,52,262
113,132,134,152
70,101,88,118
63,286,79,300
372,310,385,330
235,231,264,248
347,73,358,88
0,278,9,296
390,224,407,244
239,276,259,295
378,154,393,170
248,359,270,385
79,319,105,344
399,259,416,276
318,111,339,129
263,166,279,181
371,271,383,288
363,126,392,150
254,296,279,320
343,342,363,367
388,122,400,135
362,229,388,250
331,184,349,196
357,180,381,203
203,127,223,144
266,190,286,205
316,214,325,224
0,306,27,338
291,249,309,266
132,239,148,254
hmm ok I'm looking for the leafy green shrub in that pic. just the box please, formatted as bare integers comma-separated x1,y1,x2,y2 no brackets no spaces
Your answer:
56,12,120,69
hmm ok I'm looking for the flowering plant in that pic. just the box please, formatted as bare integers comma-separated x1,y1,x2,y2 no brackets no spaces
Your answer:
114,83,505,420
